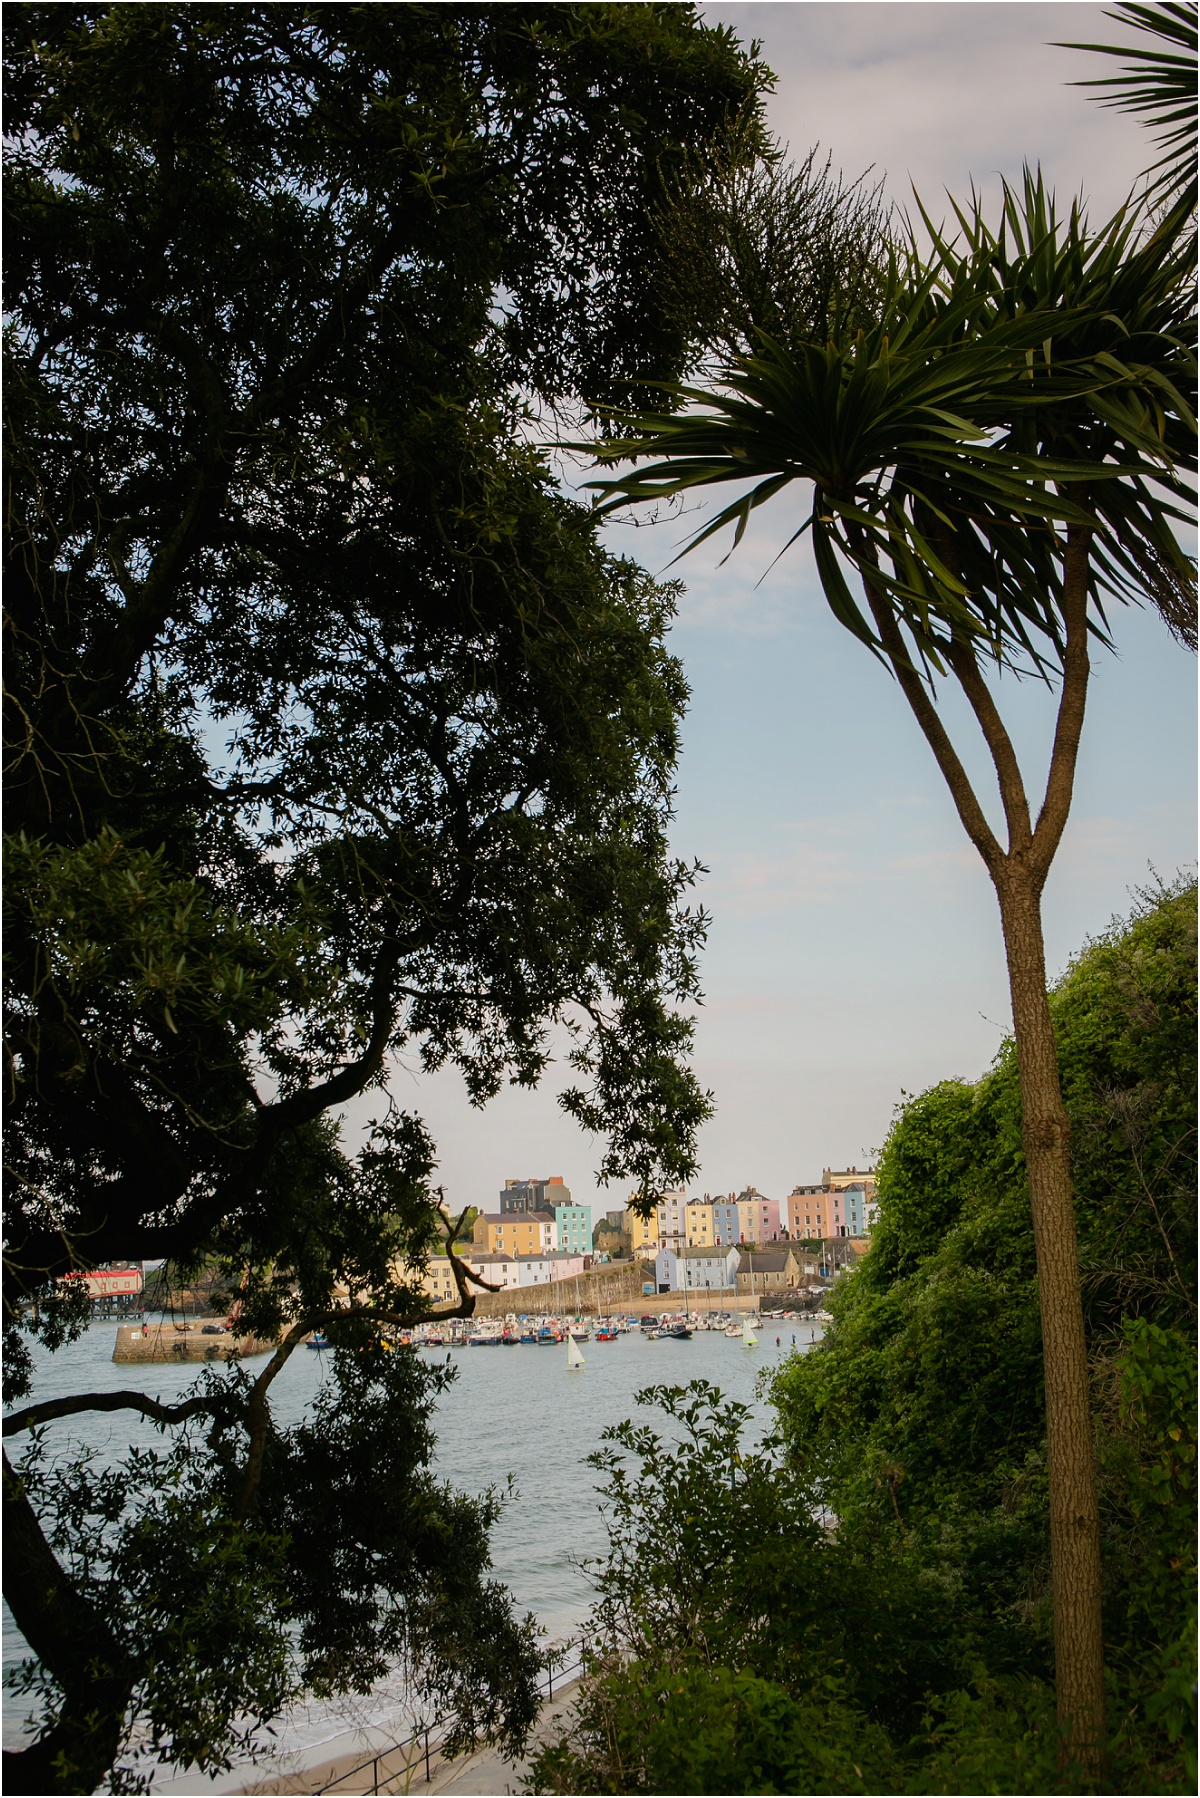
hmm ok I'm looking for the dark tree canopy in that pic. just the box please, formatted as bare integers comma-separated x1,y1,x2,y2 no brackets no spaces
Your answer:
3,0,769,1334
1,6,770,1788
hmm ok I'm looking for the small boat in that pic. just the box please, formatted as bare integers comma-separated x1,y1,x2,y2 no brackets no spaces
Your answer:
569,1324,589,1341
594,1325,619,1341
742,1318,759,1349
520,1331,538,1344
566,1334,586,1371
537,1327,560,1344
305,1333,330,1350
660,1322,692,1340
724,1322,742,1338
501,1331,519,1345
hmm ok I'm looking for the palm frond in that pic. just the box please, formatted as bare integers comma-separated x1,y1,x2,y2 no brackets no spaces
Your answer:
587,170,1196,676
1057,2,1198,213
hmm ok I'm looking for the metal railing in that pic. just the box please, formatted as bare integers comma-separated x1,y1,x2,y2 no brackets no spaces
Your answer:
315,1642,585,1796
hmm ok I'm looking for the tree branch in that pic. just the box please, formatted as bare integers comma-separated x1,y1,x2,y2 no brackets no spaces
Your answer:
3,1388,238,1439
853,558,1005,874
1030,517,1093,891
942,637,1034,858
264,939,402,1128
2,1449,135,1794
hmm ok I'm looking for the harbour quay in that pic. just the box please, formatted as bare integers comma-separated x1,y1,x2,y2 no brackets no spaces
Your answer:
112,1322,278,1363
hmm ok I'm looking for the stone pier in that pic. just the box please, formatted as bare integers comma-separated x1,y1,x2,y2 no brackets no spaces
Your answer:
113,1324,278,1363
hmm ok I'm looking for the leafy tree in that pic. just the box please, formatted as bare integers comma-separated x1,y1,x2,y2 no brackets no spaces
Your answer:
529,1382,905,1796
590,158,1194,1775
533,883,1196,1796
771,878,1197,1792
2,5,770,1789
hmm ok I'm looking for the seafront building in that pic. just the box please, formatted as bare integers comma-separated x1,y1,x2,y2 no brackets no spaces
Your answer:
422,1260,460,1305
499,1176,592,1255
423,1247,590,1303
736,1187,782,1242
786,1167,878,1239
473,1212,556,1256
512,1249,589,1287
823,1165,877,1195
685,1199,715,1246
707,1188,783,1246
737,1246,802,1295
654,1244,739,1295
624,1204,661,1257
656,1190,689,1252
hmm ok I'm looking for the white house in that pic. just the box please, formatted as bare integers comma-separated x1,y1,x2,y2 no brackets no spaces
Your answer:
653,1244,740,1294
515,1250,589,1287
462,1252,521,1292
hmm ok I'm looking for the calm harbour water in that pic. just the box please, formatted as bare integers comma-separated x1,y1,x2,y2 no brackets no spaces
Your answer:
3,1314,820,1783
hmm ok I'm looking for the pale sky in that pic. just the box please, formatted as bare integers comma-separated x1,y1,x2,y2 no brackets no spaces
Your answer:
347,3,1197,1219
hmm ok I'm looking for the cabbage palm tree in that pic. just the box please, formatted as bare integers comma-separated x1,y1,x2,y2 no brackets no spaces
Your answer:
592,174,1196,1774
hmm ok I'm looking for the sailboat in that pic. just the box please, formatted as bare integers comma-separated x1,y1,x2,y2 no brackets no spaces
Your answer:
566,1334,586,1371
742,1317,758,1349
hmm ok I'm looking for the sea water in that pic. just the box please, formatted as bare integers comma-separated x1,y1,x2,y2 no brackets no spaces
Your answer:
2,1316,821,1784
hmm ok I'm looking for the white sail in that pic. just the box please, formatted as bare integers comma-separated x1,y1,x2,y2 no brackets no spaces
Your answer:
742,1318,758,1348
566,1335,586,1369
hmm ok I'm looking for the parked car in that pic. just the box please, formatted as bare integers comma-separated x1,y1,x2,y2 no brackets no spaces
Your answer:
201,1323,228,1335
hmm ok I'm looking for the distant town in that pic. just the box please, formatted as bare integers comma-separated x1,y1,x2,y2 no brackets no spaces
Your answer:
422,1168,878,1306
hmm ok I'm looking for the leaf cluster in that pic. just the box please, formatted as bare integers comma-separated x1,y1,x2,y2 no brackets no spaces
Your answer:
1060,2,1198,216
592,169,1196,673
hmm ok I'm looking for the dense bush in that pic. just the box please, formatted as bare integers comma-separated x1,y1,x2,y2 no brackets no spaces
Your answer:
529,880,1196,1795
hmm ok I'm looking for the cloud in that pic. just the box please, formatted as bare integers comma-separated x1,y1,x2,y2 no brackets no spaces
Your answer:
709,3,1150,220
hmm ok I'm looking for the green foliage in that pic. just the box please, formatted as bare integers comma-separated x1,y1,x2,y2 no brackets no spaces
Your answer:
1060,2,1198,215
2,7,770,1788
7,1345,543,1792
534,1656,898,1796
594,170,1196,669
7,1403,296,1790
533,885,1197,1796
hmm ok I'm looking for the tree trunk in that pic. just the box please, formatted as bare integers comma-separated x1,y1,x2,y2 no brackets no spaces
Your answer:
993,866,1106,1779
3,1450,134,1793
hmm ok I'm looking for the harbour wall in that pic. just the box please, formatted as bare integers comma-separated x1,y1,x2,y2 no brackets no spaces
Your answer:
113,1323,278,1363
462,1261,766,1319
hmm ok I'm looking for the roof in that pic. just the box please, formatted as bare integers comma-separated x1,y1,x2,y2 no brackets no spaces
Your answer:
477,1211,554,1225
736,1250,796,1273
513,1250,586,1265
659,1244,737,1261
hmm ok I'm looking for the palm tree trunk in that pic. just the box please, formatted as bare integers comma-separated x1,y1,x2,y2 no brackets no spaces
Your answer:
856,530,1107,1775
993,865,1106,1778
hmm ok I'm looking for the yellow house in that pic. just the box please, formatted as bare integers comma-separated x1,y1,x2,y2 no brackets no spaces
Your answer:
421,1259,459,1306
685,1200,714,1247
472,1212,553,1256
623,1203,661,1256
